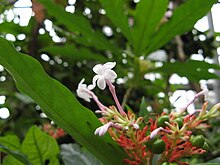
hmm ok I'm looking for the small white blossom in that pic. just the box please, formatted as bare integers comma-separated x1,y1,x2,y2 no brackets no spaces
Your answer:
76,78,94,102
150,127,171,139
92,62,117,90
94,122,113,136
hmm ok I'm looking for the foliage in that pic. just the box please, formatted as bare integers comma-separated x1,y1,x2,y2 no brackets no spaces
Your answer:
0,0,219,164
0,126,59,165
0,37,126,165
60,143,103,165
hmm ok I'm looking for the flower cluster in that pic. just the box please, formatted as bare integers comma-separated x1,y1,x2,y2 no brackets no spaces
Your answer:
76,62,220,165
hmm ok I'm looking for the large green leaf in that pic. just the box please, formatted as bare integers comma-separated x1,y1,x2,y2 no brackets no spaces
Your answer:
0,37,126,165
20,126,59,165
38,0,118,54
98,0,132,44
1,126,59,165
132,0,168,55
42,45,107,62
152,60,220,82
145,0,217,55
61,143,103,165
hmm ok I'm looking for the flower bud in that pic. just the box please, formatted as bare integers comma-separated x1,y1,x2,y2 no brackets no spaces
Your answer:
190,135,205,148
157,115,169,128
151,139,166,154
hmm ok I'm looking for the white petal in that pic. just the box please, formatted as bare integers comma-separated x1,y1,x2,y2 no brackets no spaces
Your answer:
79,78,85,84
94,127,101,135
93,64,103,74
88,84,95,90
103,62,116,70
92,75,100,87
94,122,113,136
76,89,91,102
150,127,164,139
104,70,117,80
97,77,106,90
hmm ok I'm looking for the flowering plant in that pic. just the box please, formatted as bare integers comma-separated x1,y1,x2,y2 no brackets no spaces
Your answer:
77,62,220,165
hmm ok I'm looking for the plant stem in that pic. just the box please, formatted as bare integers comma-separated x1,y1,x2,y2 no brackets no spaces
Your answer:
122,87,133,108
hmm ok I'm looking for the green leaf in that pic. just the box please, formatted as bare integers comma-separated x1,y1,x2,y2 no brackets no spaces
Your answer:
0,135,20,151
42,45,107,62
38,0,118,54
98,0,132,44
152,60,220,82
138,97,149,118
0,144,32,165
145,0,217,55
61,143,103,165
132,0,168,55
20,126,59,165
0,37,126,165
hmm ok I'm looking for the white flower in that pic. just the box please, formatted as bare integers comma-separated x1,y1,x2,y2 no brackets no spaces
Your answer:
76,78,94,102
92,62,117,90
94,122,113,136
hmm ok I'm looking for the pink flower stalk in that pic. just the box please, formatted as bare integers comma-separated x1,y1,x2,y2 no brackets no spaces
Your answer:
106,79,126,116
180,84,209,114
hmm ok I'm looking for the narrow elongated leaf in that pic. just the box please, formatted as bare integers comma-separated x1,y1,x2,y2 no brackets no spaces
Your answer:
145,0,217,55
98,0,132,44
0,37,126,165
132,0,168,55
42,45,107,62
38,0,118,54
0,144,31,165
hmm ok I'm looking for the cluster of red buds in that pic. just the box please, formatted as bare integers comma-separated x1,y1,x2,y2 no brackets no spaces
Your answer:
42,123,65,139
77,62,220,165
